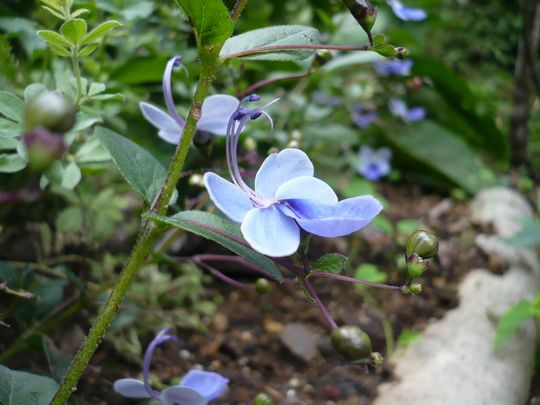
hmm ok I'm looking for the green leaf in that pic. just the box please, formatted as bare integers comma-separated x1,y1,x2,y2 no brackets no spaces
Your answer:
387,120,498,194
354,263,387,291
47,43,71,57
41,5,65,19
506,221,540,248
24,83,48,103
80,20,121,46
42,337,71,383
71,8,90,18
372,33,385,46
0,153,27,173
88,82,106,96
78,43,98,57
0,138,18,151
61,162,81,190
373,43,395,57
37,30,72,48
60,18,87,44
220,25,320,61
312,253,348,274
0,91,24,123
397,330,422,348
96,126,170,203
0,118,22,138
0,365,58,405
145,211,283,282
494,300,533,349
56,206,83,233
174,0,233,48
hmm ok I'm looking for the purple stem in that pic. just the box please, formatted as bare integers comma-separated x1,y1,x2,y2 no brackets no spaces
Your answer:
237,70,312,99
221,43,371,60
193,257,253,290
301,277,338,330
310,271,402,291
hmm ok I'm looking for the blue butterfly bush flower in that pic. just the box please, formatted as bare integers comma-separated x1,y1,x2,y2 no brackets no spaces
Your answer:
374,59,413,76
357,146,392,181
114,328,229,404
386,0,427,21
203,97,383,257
140,56,240,144
389,98,426,122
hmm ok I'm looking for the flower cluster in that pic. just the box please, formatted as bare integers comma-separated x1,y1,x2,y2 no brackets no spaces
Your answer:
114,328,229,404
203,97,383,257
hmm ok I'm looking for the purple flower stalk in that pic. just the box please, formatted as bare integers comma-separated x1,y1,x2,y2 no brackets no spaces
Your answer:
203,97,383,257
389,98,426,122
357,146,392,181
140,56,240,144
387,0,427,21
374,59,413,76
113,328,229,404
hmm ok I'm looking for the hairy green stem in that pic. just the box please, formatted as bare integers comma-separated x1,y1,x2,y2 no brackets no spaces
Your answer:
51,51,219,404
71,47,83,105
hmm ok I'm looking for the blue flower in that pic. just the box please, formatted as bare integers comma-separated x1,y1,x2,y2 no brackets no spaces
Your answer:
140,56,240,144
389,99,426,122
387,0,427,21
351,105,378,129
374,59,413,76
113,328,229,404
357,146,392,181
203,99,383,257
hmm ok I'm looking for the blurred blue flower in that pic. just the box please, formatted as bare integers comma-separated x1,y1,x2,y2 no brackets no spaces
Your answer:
312,91,342,107
114,328,229,404
140,56,240,144
389,99,426,122
387,0,427,21
357,146,392,181
352,106,378,129
374,59,413,76
204,98,383,257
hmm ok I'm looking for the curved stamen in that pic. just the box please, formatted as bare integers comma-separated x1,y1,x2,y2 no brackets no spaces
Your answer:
142,328,178,400
162,56,188,127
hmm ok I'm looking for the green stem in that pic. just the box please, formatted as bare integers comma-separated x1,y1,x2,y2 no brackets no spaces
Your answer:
50,51,219,404
71,47,83,105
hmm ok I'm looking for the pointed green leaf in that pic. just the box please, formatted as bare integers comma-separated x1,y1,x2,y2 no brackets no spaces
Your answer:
42,337,71,383
174,0,233,48
0,365,58,405
220,25,320,61
0,118,22,138
0,154,27,173
78,43,98,57
0,91,24,122
95,126,172,203
145,211,283,282
80,20,121,46
47,43,71,57
71,8,90,18
37,30,72,47
494,300,533,349
373,43,395,57
60,18,87,44
61,162,81,190
41,5,65,19
313,253,348,274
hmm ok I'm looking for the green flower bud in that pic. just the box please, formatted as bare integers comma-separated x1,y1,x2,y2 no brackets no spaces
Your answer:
395,47,409,59
24,92,76,134
255,278,272,294
253,393,274,405
406,254,426,279
369,351,384,367
23,127,66,172
342,0,377,40
331,325,372,362
409,281,423,295
406,230,439,259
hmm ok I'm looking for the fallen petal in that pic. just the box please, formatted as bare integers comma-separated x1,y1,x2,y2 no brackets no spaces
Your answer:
161,386,207,405
181,369,229,401
113,378,152,399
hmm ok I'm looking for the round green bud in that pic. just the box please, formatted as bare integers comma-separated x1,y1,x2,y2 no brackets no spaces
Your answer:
253,393,274,405
406,230,439,259
369,352,384,367
331,325,372,362
395,47,409,59
255,278,272,294
409,281,423,295
24,92,76,134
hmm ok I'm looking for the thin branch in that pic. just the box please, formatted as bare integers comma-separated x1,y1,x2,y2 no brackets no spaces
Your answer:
193,257,253,290
237,70,312,99
230,0,248,24
310,271,402,292
301,277,338,330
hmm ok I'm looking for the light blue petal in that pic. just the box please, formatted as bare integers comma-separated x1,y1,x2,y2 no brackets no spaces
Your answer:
197,95,240,136
275,176,337,204
388,0,427,21
204,172,253,222
161,386,207,405
140,102,181,132
389,99,407,119
241,206,300,257
283,196,383,237
406,106,426,122
113,378,152,399
255,148,314,198
158,130,182,144
181,370,229,401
